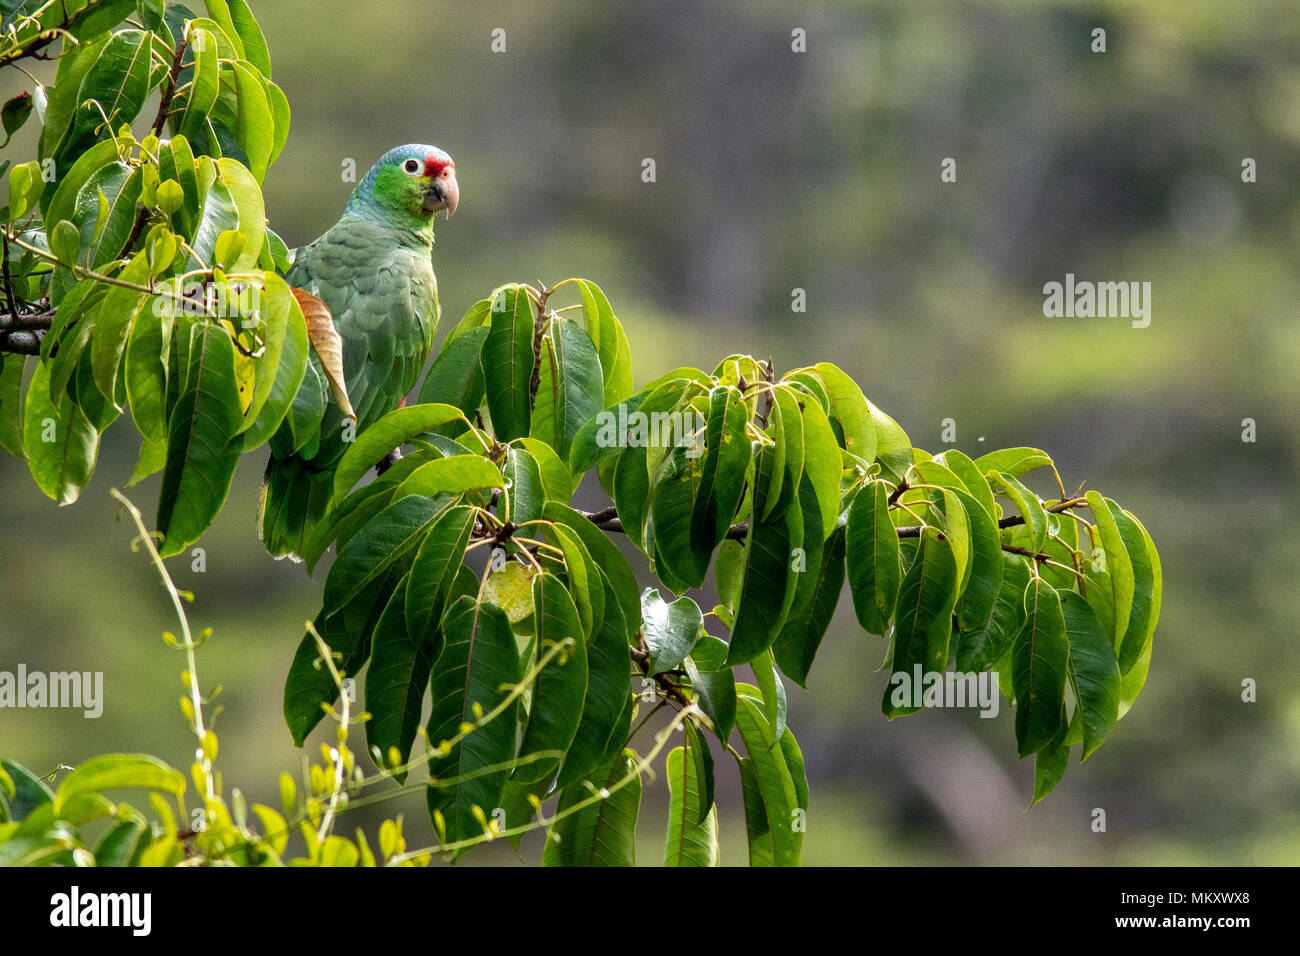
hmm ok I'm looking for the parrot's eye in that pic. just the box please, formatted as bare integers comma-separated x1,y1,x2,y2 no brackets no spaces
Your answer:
403,159,421,174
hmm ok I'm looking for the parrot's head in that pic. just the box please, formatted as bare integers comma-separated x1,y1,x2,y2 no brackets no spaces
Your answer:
354,144,459,227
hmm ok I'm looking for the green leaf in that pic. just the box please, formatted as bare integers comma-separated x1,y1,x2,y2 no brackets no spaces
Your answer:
1059,590,1120,760
323,495,452,615
0,759,53,822
67,29,151,148
91,250,152,398
798,392,842,539
94,818,147,867
882,527,959,718
1103,499,1158,674
650,441,709,590
545,522,603,643
725,501,798,666
691,385,749,556
228,0,272,76
0,354,25,459
481,284,533,442
513,574,588,786
530,316,604,460
363,588,436,785
1,91,33,148
403,505,476,640
974,446,1053,479
1085,490,1134,651
239,286,307,450
954,552,1031,672
1012,575,1069,757
773,498,847,687
609,380,693,550
641,587,703,674
176,28,220,142
935,448,997,518
156,323,243,557
812,362,877,464
734,691,800,866
1032,733,1071,806
329,402,464,505
23,359,100,504
417,324,487,430
664,739,719,866
541,501,641,630
391,454,504,503
285,573,399,746
227,59,273,181
425,597,521,848
541,750,640,867
575,279,634,408
54,755,185,814
48,219,80,267
555,578,633,790
738,757,773,866
992,471,1047,554
684,633,736,744
845,479,900,636
949,486,1003,631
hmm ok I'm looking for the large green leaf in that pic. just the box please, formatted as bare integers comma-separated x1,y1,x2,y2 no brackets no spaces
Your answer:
156,323,243,557
1103,499,1158,674
992,470,1047,554
954,552,1031,672
1085,490,1134,652
322,494,452,615
812,362,876,464
725,500,799,666
1012,575,1069,757
1059,590,1120,760
555,578,633,790
513,574,588,786
530,316,604,460
425,597,522,849
691,385,749,556
54,755,185,814
480,285,533,442
541,501,641,629
845,479,900,636
90,251,152,399
650,441,708,590
541,750,640,867
797,393,842,538
773,500,847,687
575,279,634,408
684,633,736,744
284,570,400,745
949,486,1003,631
641,587,703,675
328,402,464,506
403,505,476,640
974,446,1053,479
417,324,487,431
734,691,800,866
0,354,25,459
66,29,152,150
364,584,436,783
882,527,959,717
664,738,719,866
176,28,220,142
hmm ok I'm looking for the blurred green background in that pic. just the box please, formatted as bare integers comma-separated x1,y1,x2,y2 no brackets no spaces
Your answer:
3,0,1299,864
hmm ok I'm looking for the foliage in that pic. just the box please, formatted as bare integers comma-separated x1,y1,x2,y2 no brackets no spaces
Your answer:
0,1,1162,866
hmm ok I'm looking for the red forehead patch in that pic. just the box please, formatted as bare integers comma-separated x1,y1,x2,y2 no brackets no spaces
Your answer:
423,156,453,178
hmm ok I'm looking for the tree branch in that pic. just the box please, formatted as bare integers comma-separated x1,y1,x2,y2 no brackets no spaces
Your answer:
527,284,551,405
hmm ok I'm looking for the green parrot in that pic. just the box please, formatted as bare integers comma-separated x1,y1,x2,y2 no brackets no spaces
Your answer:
259,144,459,560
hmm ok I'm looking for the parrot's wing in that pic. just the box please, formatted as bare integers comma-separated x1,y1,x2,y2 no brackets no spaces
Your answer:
285,219,439,462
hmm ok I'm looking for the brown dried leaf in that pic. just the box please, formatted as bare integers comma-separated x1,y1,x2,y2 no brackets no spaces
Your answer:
290,286,355,422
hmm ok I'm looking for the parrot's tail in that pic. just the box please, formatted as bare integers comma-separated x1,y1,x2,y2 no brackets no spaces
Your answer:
258,455,334,562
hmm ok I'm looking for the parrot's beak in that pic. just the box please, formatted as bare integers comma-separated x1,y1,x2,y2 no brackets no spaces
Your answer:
425,167,459,219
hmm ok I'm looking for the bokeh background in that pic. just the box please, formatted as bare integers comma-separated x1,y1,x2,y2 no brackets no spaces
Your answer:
3,0,1299,865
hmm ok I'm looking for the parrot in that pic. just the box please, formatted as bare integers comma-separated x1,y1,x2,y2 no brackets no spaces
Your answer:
258,143,459,560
